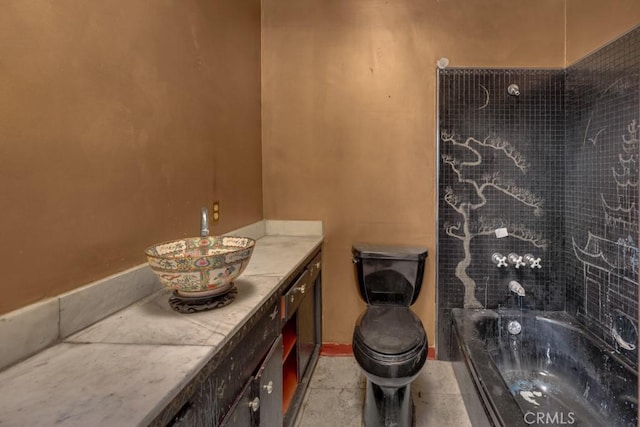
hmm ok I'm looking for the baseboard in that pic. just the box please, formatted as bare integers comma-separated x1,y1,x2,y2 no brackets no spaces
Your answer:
320,343,353,356
427,346,436,360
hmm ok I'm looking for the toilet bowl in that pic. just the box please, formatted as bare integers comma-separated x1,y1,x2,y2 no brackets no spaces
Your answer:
351,244,428,427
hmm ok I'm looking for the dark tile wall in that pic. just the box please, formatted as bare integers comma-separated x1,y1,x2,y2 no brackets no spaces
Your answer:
437,69,566,359
565,27,639,368
437,27,640,364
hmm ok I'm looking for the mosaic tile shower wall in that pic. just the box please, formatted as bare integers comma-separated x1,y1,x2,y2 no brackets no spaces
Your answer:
437,69,566,359
565,27,639,368
437,26,640,362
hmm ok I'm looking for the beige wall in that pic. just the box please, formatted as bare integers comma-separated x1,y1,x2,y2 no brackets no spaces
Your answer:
3,0,636,347
0,0,263,315
262,0,565,346
566,0,640,65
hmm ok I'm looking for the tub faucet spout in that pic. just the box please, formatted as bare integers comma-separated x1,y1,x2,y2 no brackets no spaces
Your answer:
509,280,525,297
201,207,209,237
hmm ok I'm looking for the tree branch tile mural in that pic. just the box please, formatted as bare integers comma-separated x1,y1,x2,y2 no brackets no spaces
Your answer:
440,131,548,308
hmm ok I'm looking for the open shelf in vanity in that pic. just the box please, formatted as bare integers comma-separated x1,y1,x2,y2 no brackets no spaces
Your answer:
281,316,298,414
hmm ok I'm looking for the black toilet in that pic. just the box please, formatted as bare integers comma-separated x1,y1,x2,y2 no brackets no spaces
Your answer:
352,244,428,427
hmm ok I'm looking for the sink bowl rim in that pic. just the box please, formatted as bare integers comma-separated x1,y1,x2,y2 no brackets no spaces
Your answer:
144,235,256,259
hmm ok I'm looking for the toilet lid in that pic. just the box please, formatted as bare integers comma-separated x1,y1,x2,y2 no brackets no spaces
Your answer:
354,306,426,356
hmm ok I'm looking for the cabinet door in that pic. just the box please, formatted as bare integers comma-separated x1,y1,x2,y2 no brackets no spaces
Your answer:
297,281,316,378
299,270,324,380
220,380,256,427
166,377,217,426
254,335,283,427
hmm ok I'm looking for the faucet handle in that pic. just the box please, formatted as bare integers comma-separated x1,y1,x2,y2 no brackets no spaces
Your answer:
491,253,508,268
523,254,541,269
508,253,525,269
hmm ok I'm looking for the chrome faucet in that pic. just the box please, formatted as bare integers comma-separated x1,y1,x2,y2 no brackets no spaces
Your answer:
200,207,209,237
508,280,526,297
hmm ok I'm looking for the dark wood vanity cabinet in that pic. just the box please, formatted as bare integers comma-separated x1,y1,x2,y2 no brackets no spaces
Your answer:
168,302,282,427
167,249,322,427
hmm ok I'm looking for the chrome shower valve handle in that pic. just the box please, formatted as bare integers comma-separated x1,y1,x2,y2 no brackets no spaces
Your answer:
508,253,525,269
491,253,508,268
523,254,542,269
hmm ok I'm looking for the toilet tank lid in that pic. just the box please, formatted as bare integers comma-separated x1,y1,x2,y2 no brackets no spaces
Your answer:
352,243,428,261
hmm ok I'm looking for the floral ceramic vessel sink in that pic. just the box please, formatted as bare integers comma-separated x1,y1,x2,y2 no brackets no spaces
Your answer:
145,236,255,297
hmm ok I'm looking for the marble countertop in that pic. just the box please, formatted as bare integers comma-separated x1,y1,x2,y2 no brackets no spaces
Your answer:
0,233,323,427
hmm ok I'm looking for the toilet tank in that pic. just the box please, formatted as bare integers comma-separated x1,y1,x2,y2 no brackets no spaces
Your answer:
352,244,428,306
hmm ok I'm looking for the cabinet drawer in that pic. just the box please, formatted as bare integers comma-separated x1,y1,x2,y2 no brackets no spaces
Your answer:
281,269,310,321
307,252,322,284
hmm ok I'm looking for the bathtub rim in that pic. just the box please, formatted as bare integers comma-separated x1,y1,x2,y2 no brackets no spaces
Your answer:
451,307,639,427
451,308,524,426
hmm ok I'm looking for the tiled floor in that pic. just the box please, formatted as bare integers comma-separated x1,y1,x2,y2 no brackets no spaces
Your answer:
294,356,472,427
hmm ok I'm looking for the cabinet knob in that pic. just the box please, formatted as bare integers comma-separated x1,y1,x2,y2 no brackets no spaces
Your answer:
249,397,260,412
292,284,306,296
315,262,321,269
263,380,273,394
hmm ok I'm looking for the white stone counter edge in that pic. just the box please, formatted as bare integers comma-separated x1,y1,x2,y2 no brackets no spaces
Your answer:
0,220,322,372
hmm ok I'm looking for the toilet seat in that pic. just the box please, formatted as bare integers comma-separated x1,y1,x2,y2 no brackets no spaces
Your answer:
353,306,427,381
354,306,425,355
